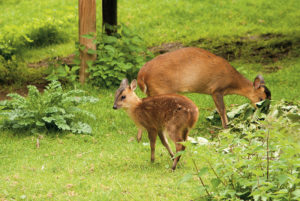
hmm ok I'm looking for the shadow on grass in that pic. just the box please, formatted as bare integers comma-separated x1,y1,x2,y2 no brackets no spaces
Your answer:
149,32,300,66
189,32,300,64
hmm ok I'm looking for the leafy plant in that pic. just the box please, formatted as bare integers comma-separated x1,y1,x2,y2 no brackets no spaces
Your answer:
207,100,299,135
0,55,28,84
0,81,99,134
180,100,300,200
85,24,153,88
46,64,79,85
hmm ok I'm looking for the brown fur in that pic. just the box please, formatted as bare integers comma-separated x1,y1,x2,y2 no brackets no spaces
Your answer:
133,95,198,130
113,79,199,170
137,47,271,128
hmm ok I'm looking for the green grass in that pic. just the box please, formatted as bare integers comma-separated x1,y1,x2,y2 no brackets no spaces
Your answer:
120,0,300,46
20,42,75,63
0,133,199,200
0,0,300,200
0,56,299,200
0,88,200,200
1,0,299,61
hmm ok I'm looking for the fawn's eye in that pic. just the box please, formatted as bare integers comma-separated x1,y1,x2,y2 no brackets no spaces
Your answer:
259,98,263,101
121,95,126,100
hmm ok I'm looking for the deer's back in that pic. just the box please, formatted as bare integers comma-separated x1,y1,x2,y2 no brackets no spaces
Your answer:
138,47,240,96
133,94,198,130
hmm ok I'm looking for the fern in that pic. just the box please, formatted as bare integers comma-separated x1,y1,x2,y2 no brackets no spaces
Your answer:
0,81,98,134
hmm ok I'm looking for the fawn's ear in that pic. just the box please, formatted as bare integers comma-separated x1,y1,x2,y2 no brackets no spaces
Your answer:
253,75,265,89
130,79,137,91
120,78,129,88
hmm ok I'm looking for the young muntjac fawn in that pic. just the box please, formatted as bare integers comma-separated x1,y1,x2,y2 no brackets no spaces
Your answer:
137,47,271,132
113,79,199,170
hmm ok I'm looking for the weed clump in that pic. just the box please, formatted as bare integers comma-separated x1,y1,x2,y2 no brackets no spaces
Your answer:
180,100,300,200
83,25,153,88
0,81,99,134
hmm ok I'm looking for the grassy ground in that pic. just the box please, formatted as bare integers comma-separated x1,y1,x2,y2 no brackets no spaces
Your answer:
1,0,299,61
0,57,299,200
0,0,300,200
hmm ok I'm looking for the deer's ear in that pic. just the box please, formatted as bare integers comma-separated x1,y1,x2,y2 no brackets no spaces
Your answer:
130,79,137,91
120,78,129,88
253,75,265,89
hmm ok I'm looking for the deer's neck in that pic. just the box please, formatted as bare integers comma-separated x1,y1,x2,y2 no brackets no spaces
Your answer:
225,73,255,101
125,98,143,127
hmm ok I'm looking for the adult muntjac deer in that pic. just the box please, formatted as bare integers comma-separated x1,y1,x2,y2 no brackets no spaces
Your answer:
113,79,199,170
137,47,271,132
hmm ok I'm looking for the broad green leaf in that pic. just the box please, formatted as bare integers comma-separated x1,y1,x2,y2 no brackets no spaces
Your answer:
210,178,221,188
103,35,118,44
286,113,300,122
71,122,92,134
87,49,97,55
36,121,45,127
227,103,250,119
86,60,93,68
173,150,185,159
277,174,289,185
42,116,55,123
292,189,300,198
81,34,94,39
198,167,209,177
178,173,193,185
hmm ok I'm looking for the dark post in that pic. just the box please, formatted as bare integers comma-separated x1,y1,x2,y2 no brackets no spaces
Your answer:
102,0,117,35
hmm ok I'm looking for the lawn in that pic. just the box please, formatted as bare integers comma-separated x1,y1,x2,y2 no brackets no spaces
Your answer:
1,0,299,60
0,0,300,200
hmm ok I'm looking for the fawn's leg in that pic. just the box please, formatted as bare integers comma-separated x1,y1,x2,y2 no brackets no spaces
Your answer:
136,129,143,142
172,139,186,170
147,129,157,163
168,128,188,170
158,130,174,158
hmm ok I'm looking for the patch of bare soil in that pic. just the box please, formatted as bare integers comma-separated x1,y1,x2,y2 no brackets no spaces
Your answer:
148,42,185,55
262,65,283,73
0,83,46,101
189,33,300,63
0,54,75,100
27,54,75,68
147,34,300,74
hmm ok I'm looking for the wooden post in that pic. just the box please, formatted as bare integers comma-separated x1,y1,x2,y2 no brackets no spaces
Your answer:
102,0,117,35
79,0,96,84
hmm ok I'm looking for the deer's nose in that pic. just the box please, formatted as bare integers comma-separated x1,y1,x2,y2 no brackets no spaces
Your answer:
113,105,117,110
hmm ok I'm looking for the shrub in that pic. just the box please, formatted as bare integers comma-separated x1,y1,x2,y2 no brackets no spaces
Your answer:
0,55,27,84
85,25,153,88
0,81,99,134
0,16,72,59
46,64,79,86
180,100,300,200
27,18,69,47
0,55,46,85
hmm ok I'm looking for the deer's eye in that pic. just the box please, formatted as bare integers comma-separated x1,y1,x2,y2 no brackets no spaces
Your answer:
259,98,263,101
121,95,126,100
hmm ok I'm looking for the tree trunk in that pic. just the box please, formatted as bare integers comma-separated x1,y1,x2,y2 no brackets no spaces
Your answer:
79,0,96,84
102,0,117,35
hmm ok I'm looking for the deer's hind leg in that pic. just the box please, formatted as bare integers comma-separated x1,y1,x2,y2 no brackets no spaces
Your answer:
167,126,189,170
158,130,174,158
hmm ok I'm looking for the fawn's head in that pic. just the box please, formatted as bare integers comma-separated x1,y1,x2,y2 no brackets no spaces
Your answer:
113,79,140,110
249,75,271,104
